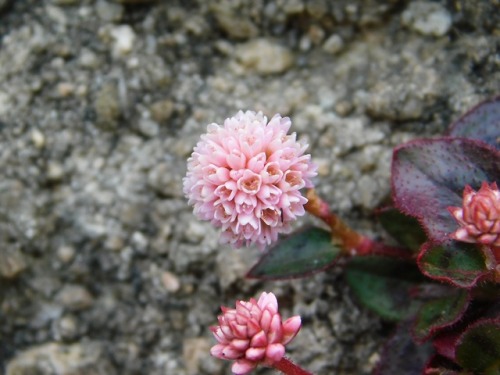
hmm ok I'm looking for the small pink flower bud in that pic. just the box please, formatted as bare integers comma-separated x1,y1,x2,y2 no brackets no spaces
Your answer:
448,182,500,246
183,110,317,249
210,292,301,375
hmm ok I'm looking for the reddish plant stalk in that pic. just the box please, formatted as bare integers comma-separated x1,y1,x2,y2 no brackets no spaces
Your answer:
305,189,410,258
272,357,313,375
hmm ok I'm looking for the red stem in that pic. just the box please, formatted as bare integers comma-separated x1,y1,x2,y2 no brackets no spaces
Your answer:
304,189,411,259
272,357,313,375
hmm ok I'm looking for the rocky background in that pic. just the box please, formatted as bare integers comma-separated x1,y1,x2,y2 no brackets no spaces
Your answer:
0,0,498,374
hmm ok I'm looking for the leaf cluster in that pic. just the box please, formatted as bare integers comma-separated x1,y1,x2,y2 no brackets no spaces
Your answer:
246,97,500,374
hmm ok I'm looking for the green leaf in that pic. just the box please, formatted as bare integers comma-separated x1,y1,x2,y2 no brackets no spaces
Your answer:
246,226,341,280
418,241,488,288
378,206,427,252
413,289,470,343
346,256,423,321
456,319,500,374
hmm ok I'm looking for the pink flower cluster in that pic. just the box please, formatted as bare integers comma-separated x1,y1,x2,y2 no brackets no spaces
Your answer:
183,110,317,248
210,292,301,375
448,181,500,246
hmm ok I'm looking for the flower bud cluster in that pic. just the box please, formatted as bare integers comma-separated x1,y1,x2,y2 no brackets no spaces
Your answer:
183,110,316,248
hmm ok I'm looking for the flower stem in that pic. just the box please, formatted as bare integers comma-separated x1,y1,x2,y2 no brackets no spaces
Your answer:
305,189,411,258
272,357,313,375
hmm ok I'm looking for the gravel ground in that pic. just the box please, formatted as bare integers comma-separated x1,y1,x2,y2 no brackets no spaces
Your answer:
0,0,498,374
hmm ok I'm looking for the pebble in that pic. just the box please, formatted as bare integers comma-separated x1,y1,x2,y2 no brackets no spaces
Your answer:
52,314,79,341
184,221,206,243
161,271,180,293
137,117,160,138
46,161,65,182
131,231,149,253
96,0,124,22
56,82,75,97
149,99,174,123
211,4,258,39
110,25,136,56
55,284,94,311
235,38,294,75
402,1,452,37
79,48,100,69
323,34,345,55
95,82,121,128
0,248,27,279
57,245,76,263
45,5,68,25
31,129,46,149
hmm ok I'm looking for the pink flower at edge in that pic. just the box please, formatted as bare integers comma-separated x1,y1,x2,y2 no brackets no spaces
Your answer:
448,181,500,247
210,292,302,375
183,110,317,249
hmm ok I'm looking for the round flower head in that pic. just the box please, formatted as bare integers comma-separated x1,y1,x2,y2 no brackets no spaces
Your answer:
448,181,500,247
210,292,302,375
183,110,317,249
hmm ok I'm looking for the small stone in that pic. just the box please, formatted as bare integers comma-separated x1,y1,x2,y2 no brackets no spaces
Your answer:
31,129,46,149
334,100,353,116
161,271,180,293
56,82,75,97
184,221,206,243
46,162,65,182
79,48,100,69
45,5,68,25
110,24,136,56
0,248,27,279
357,174,383,209
131,231,148,253
56,284,94,311
95,82,121,128
96,0,123,22
137,118,159,138
323,34,344,55
235,38,294,75
402,1,452,37
104,235,125,252
57,245,76,263
211,4,258,39
306,0,328,19
150,99,174,123
52,314,79,341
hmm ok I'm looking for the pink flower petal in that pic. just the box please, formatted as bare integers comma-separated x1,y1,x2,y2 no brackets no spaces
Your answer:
265,343,285,363
232,359,256,375
184,110,315,248
245,347,266,361
282,316,302,344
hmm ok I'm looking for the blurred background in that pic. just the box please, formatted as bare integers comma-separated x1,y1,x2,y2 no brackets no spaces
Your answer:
0,0,498,374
